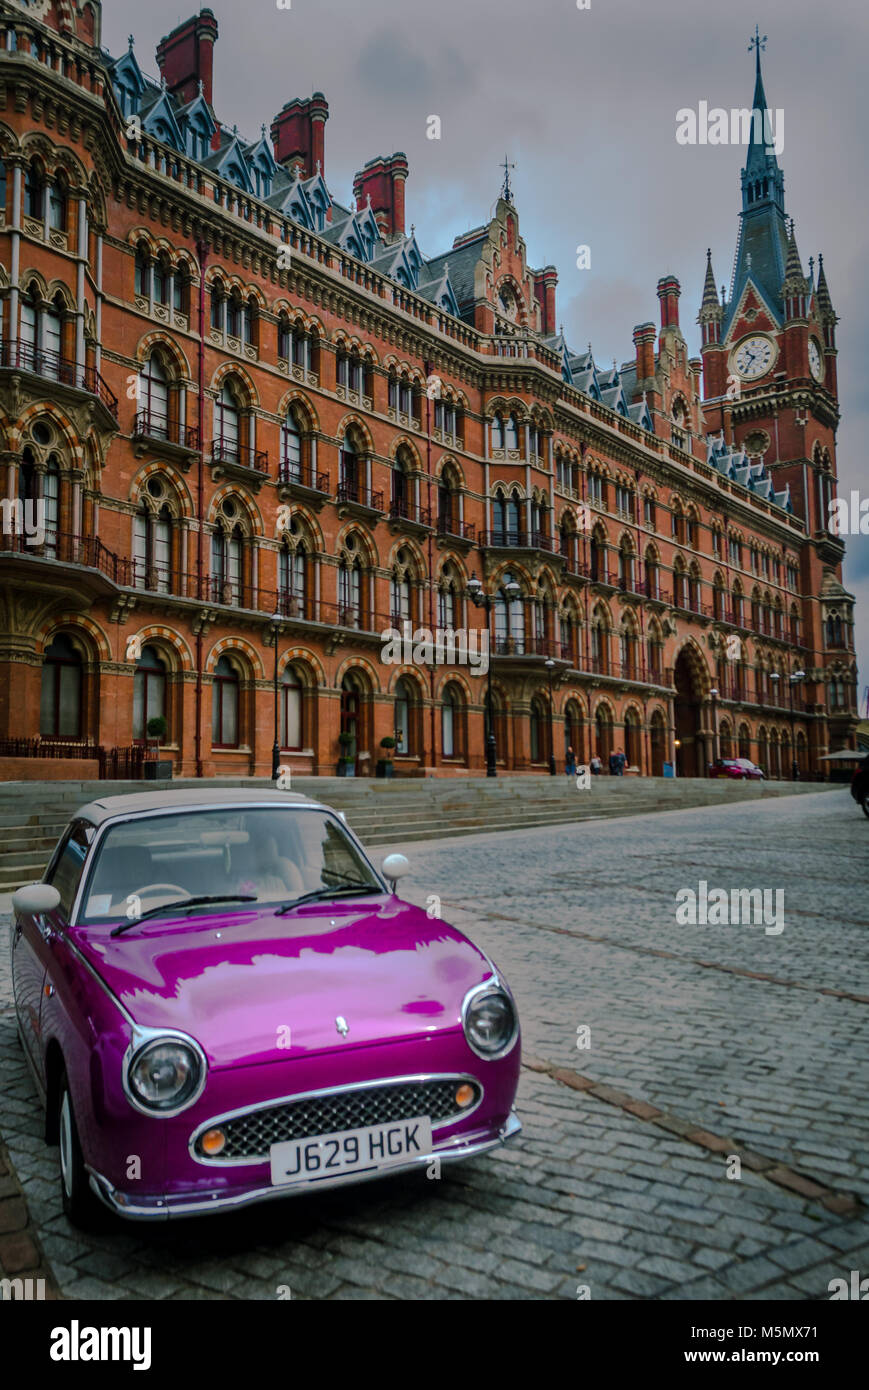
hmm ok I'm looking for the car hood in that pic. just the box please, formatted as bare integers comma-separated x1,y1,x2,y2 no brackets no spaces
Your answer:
72,900,492,1066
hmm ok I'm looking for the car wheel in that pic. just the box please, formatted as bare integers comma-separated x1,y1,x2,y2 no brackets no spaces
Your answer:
58,1070,107,1231
861,796,869,820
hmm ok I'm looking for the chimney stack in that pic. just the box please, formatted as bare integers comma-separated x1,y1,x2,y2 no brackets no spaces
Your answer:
657,274,681,329
156,9,219,109
270,94,329,179
353,153,409,237
533,267,558,335
633,322,656,385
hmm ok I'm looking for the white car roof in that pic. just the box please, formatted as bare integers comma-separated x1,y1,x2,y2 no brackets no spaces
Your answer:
73,787,325,827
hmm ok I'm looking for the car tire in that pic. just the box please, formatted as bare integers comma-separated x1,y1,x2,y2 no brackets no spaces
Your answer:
861,796,869,820
58,1069,107,1231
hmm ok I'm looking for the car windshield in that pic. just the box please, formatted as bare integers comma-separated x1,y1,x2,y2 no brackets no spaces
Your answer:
77,807,382,925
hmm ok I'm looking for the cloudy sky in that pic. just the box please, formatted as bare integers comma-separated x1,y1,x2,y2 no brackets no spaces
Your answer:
106,0,868,701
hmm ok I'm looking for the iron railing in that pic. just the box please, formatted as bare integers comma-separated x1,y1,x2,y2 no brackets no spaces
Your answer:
0,340,118,418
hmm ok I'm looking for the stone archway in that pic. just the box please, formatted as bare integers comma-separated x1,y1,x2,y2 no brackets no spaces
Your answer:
674,646,706,778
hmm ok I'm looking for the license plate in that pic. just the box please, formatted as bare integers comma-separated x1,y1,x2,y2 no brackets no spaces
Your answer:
269,1116,433,1187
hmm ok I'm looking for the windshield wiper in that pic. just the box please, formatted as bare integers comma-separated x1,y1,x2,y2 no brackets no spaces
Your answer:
110,894,258,935
275,884,382,916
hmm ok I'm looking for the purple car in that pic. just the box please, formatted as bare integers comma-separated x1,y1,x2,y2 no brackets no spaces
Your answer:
10,788,521,1227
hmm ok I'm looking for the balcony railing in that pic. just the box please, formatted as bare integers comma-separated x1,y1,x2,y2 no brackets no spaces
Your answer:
277,462,330,493
389,498,432,527
212,436,269,472
133,410,200,450
482,529,554,551
437,514,476,542
337,481,384,511
1,340,118,418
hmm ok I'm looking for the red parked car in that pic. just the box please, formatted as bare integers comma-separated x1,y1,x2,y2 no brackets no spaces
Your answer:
707,757,765,780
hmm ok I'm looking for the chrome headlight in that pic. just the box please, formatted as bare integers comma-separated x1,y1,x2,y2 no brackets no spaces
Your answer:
462,980,519,1060
124,1031,207,1116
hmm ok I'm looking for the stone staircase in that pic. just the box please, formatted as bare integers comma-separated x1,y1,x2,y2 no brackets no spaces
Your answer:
0,774,841,893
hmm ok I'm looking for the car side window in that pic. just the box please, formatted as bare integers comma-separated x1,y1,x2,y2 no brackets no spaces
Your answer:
45,823,92,919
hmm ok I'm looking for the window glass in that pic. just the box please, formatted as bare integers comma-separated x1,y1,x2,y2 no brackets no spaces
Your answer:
79,808,379,921
47,823,91,918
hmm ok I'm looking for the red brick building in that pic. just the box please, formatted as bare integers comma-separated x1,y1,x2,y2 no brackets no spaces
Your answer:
0,1,858,780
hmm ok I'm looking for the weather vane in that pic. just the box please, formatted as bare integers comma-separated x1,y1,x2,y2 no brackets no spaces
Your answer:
748,25,767,59
500,155,516,204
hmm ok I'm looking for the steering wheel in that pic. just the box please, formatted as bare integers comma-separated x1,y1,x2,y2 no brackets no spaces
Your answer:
129,883,188,902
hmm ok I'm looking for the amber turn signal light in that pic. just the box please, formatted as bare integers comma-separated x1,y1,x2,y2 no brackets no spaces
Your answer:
455,1084,475,1108
201,1128,226,1155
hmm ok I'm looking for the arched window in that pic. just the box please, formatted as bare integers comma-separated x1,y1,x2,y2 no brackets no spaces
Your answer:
42,454,60,556
25,159,45,220
394,676,413,754
624,710,641,769
174,263,190,316
40,634,82,738
211,523,243,605
390,549,413,623
644,547,659,599
339,437,359,499
280,667,302,751
505,414,520,450
133,645,167,742
490,416,505,451
280,409,302,483
590,530,606,583
591,608,609,673
277,313,292,361
620,622,638,679
212,655,240,748
279,531,306,613
226,289,242,339
214,382,240,461
243,294,258,348
210,278,225,332
137,353,170,436
618,539,634,591
391,452,411,518
338,537,363,627
134,242,151,298
49,172,68,233
133,503,172,593
153,252,171,306
494,573,524,654
442,684,462,758
438,565,460,629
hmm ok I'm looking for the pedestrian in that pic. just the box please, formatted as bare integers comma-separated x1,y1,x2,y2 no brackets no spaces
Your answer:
590,752,602,775
609,746,627,776
565,745,577,778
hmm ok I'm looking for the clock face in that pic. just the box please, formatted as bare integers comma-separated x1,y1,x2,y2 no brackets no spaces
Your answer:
733,336,774,380
808,339,824,382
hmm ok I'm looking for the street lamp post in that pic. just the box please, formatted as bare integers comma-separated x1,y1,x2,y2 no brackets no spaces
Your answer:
789,669,805,780
270,610,281,781
545,657,557,776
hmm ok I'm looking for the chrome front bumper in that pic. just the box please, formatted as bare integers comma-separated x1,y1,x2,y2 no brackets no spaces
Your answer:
87,1109,522,1221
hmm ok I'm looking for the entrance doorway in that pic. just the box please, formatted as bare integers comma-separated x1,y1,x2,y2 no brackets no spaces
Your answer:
674,648,703,778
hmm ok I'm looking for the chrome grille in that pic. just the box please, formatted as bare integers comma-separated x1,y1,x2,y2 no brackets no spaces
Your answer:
194,1077,481,1161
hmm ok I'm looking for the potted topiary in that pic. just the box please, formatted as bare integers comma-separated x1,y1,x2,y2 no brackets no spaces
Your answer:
144,715,172,780
376,735,396,779
337,730,356,776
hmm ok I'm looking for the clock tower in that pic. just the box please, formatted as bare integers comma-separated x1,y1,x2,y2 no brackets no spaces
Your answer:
698,33,856,758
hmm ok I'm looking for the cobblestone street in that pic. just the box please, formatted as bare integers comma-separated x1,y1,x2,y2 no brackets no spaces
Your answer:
1,789,867,1300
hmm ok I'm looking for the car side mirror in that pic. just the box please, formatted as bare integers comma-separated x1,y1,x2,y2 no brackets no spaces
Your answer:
12,883,61,917
381,854,410,891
